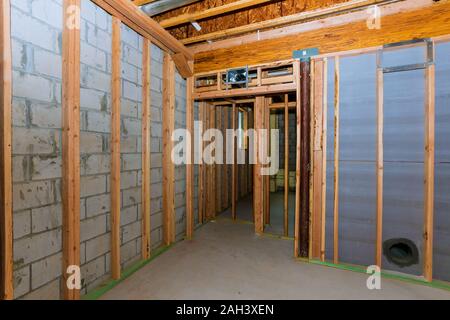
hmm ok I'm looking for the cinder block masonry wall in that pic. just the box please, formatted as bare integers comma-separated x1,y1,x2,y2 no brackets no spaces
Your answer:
10,0,188,299
79,0,113,295
174,73,187,239
11,0,64,300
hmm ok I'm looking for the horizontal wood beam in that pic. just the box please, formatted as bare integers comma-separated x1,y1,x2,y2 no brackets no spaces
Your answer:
172,52,193,77
193,0,448,73
192,0,431,55
159,0,273,28
91,0,193,61
183,0,396,45
194,83,296,100
132,0,157,6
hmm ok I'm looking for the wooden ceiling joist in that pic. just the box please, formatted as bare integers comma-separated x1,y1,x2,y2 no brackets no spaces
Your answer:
194,0,449,73
91,0,194,76
181,0,397,45
159,0,274,29
171,52,194,78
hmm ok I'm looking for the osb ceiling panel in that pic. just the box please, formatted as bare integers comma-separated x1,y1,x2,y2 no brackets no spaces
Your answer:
151,0,351,40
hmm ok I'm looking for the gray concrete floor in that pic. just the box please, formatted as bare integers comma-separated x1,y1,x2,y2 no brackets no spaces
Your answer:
264,191,296,238
101,218,450,300
220,191,296,238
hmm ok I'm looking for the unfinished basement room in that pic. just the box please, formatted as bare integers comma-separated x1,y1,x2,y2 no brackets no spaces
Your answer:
1,0,450,304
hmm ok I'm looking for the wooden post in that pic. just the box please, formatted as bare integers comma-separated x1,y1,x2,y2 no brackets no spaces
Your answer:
254,96,264,234
424,54,435,282
162,52,176,245
311,60,324,259
222,107,229,211
333,57,340,265
186,61,194,240
320,58,328,262
0,0,13,300
375,55,383,268
216,107,222,213
207,104,216,219
284,93,289,237
264,99,271,225
141,39,151,259
198,102,206,224
294,60,302,258
61,0,81,300
299,60,312,258
111,17,122,280
232,103,237,220
206,103,212,220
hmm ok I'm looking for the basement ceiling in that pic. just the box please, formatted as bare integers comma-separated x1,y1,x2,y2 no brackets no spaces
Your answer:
132,0,353,44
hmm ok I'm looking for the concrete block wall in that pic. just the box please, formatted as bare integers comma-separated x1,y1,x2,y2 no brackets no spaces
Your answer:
174,73,187,239
149,44,164,248
78,0,112,294
9,0,188,299
118,23,143,272
11,0,64,300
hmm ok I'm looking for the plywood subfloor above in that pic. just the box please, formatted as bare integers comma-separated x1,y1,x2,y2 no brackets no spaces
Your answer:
194,1,450,73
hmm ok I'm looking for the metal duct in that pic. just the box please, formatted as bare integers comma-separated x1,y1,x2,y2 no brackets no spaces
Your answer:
141,0,202,17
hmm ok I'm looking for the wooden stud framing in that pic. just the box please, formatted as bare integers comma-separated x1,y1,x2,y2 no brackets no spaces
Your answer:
375,58,384,268
284,94,289,237
232,103,237,220
91,0,193,60
209,104,216,219
254,96,265,234
294,60,301,258
141,39,152,259
424,57,435,282
194,83,296,100
320,58,328,262
198,102,206,224
216,108,222,213
333,57,340,265
0,0,13,300
222,107,229,211
186,61,195,240
264,98,270,226
206,104,212,220
111,16,122,280
162,52,176,245
311,60,324,259
299,60,312,258
61,0,81,300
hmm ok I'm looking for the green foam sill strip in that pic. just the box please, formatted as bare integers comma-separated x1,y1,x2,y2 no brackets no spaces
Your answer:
297,258,450,292
82,221,209,300
82,244,173,300
82,217,449,299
